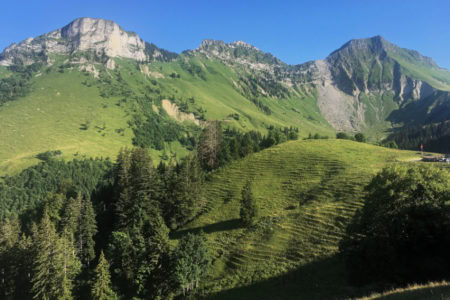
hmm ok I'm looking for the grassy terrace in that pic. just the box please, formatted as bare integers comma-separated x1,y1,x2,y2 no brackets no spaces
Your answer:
175,139,420,299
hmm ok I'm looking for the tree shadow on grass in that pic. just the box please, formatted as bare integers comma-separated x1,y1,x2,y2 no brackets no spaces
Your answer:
197,254,370,300
171,218,242,239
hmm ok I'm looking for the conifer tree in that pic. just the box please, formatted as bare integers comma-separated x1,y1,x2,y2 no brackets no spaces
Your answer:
60,193,97,267
128,147,157,229
166,155,204,228
114,147,158,230
42,192,65,225
61,194,82,236
0,217,22,298
240,180,258,226
92,251,117,300
31,212,81,300
78,197,97,266
113,148,132,230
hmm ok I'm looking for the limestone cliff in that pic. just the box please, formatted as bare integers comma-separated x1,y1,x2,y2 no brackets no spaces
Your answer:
0,17,147,66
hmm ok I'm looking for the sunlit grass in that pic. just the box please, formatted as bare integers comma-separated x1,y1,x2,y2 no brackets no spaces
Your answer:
175,139,420,299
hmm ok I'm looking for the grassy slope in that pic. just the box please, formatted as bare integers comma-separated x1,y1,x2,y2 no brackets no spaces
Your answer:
0,67,134,175
390,53,450,91
150,57,333,134
0,57,334,175
175,139,420,299
0,65,11,77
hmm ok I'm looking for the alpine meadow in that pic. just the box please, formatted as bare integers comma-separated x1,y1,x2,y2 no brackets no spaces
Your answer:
0,11,449,300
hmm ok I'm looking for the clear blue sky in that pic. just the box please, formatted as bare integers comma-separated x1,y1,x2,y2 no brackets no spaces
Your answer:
1,0,450,68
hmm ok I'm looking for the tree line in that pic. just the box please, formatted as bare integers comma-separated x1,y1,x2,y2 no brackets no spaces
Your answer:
382,121,450,153
197,122,298,171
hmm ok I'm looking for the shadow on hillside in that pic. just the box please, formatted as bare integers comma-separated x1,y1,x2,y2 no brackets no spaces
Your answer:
172,218,241,239
198,254,366,300
375,285,450,300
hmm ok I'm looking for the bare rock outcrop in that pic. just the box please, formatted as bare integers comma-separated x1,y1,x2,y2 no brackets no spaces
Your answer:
0,17,146,66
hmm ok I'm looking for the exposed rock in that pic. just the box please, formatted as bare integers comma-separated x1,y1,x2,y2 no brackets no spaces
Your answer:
0,17,147,66
79,64,99,78
193,39,285,73
162,99,201,125
105,58,116,70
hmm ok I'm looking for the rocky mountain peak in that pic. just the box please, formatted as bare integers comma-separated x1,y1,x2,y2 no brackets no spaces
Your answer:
0,17,147,66
194,39,284,71
327,35,390,62
196,39,257,52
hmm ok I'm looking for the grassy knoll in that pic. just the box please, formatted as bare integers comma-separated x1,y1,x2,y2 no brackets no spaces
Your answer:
175,139,420,299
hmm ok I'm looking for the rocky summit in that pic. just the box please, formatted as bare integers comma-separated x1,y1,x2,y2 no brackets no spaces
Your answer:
0,17,147,66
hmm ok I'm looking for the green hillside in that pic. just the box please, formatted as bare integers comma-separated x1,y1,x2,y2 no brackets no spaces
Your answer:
174,139,420,299
0,64,134,174
0,55,333,175
1,26,450,177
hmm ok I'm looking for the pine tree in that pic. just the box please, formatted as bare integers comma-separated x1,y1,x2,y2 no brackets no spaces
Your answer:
166,155,204,228
42,192,65,225
0,217,21,298
31,212,81,300
113,148,132,230
240,180,258,226
61,194,82,236
128,147,157,229
60,193,97,267
78,197,97,266
115,147,158,230
91,251,117,300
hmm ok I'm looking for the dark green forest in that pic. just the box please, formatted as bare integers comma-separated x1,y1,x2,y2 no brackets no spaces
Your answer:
382,121,450,154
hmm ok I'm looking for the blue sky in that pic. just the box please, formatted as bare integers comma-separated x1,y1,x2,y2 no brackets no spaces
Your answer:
1,0,450,68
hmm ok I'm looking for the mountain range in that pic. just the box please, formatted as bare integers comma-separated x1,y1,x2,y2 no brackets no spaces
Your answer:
1,17,449,173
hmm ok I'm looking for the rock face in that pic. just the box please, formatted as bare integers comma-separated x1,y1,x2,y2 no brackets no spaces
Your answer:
0,17,146,66
59,18,146,60
194,39,286,72
290,36,445,131
161,99,201,126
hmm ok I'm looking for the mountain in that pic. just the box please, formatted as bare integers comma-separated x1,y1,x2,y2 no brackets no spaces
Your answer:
0,18,449,174
0,17,177,67
315,35,450,131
